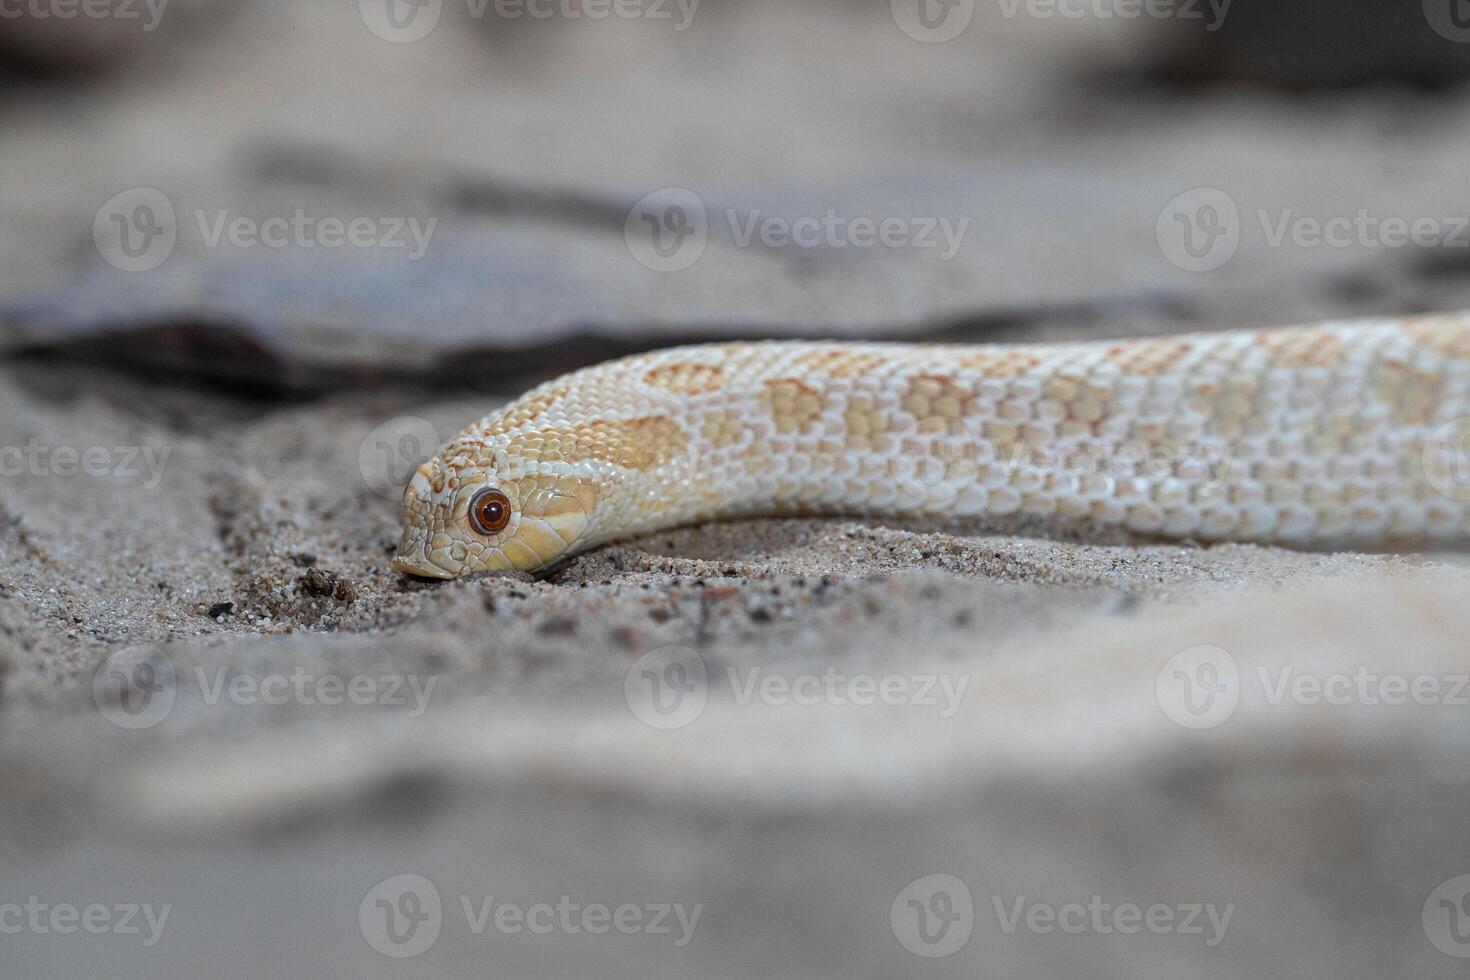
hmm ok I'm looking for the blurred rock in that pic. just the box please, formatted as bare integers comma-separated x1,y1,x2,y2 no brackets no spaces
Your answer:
0,0,241,76
0,12,149,75
1140,0,1470,87
7,4,1470,389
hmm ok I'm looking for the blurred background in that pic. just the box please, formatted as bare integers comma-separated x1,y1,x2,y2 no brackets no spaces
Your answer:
7,0,1470,386
5,1,1470,978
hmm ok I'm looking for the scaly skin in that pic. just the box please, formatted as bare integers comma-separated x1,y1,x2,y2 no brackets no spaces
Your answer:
391,313,1470,578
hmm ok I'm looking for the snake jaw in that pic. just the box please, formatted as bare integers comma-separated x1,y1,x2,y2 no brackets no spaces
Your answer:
390,526,458,579
391,553,456,580
517,485,594,550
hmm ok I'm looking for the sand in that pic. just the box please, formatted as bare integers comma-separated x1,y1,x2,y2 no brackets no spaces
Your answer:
1,358,1469,977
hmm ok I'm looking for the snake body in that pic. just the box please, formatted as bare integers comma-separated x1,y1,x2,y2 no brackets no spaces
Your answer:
392,313,1470,578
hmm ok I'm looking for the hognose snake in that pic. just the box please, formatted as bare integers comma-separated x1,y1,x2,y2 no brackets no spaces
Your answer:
392,313,1470,578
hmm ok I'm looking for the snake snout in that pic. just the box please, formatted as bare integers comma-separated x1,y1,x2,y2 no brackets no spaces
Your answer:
390,526,457,580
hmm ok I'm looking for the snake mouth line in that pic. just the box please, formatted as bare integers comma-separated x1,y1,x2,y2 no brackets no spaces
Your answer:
390,553,456,580
391,527,457,580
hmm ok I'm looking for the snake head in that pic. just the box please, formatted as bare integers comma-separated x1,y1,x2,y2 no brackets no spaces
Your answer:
391,455,600,578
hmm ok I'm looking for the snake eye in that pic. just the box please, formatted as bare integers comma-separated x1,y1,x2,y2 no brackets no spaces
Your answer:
469,488,512,535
